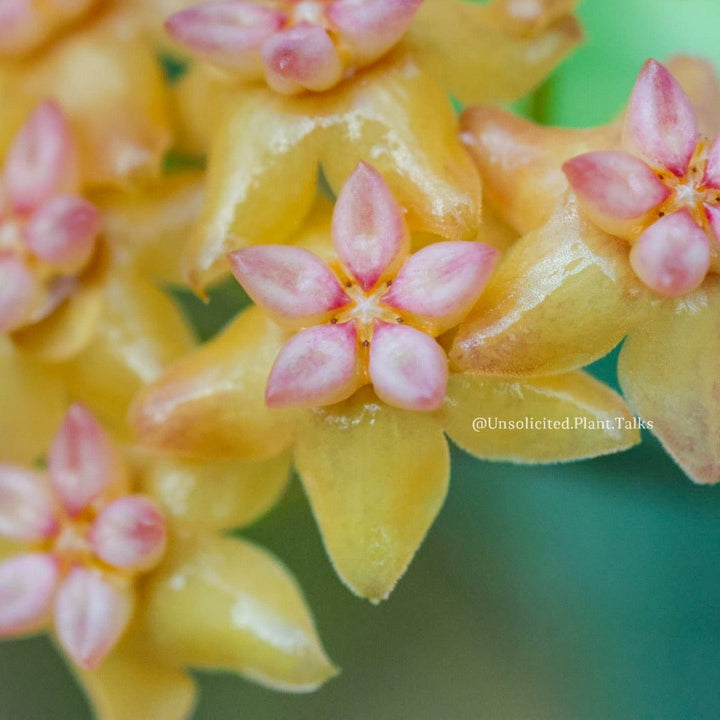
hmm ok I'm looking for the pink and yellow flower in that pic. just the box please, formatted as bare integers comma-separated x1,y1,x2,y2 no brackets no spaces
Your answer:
455,56,720,484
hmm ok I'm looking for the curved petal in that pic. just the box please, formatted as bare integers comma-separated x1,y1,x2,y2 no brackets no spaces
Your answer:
138,452,291,532
262,24,343,94
54,567,133,670
48,402,124,516
76,619,196,720
623,59,698,177
706,203,720,244
294,387,450,601
0,553,59,636
131,306,298,460
442,370,640,463
0,254,41,334
406,0,582,105
702,135,720,190
228,246,349,326
618,277,720,484
266,323,360,408
332,162,409,291
369,323,447,411
0,466,57,542
0,0,40,56
451,195,652,376
629,210,710,297
562,151,671,239
666,55,720,139
383,242,500,333
142,535,337,692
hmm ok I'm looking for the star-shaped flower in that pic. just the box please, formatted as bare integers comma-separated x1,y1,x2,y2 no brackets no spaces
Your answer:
132,163,640,602
455,56,720,483
0,402,335,718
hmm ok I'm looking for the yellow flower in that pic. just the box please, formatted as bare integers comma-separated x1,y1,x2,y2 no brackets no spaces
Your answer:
455,55,720,483
161,0,582,290
131,165,639,603
0,402,336,719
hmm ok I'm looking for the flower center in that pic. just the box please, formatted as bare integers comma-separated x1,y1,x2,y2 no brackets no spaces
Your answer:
287,0,330,27
53,521,94,569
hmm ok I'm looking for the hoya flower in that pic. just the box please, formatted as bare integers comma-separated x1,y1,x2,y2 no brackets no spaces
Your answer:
132,163,640,602
455,56,720,483
0,0,174,186
165,0,582,289
0,101,196,459
0,403,335,719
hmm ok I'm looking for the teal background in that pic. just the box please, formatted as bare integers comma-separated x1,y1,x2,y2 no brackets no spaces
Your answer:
3,0,720,717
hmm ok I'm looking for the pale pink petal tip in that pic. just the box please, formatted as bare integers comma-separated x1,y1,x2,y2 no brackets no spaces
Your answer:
266,322,359,407
383,242,500,331
54,567,132,670
262,23,343,94
165,1,284,73
563,151,671,225
0,465,58,541
326,0,422,64
48,403,120,516
702,135,720,190
624,59,698,176
0,0,36,55
23,195,100,271
629,210,710,297
228,245,349,324
332,162,409,290
0,254,39,333
0,554,59,636
91,496,166,571
4,100,77,214
369,322,448,411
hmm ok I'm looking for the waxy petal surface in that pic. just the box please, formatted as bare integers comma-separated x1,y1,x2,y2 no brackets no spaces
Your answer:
629,210,710,297
266,323,360,408
384,242,499,332
442,371,639,463
618,278,720,484
332,162,409,290
48,403,123,516
666,56,720,138
0,466,57,541
706,203,720,244
0,554,59,636
143,535,337,691
624,59,698,176
563,151,671,239
294,388,449,601
228,245,349,327
54,567,133,670
0,255,39,333
702,135,720,190
369,323,447,411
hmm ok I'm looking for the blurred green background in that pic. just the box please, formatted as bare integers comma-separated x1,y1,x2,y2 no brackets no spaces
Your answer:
3,0,720,718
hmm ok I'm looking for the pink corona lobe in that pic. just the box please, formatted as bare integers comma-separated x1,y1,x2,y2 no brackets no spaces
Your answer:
229,162,497,411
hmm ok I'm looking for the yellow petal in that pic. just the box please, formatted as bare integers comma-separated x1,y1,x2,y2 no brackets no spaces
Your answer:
294,387,449,602
138,451,291,531
21,15,172,187
59,269,194,440
461,105,619,234
92,171,205,285
75,619,196,720
618,278,720,484
131,306,298,459
443,370,639,463
451,195,652,376
142,534,337,692
407,0,582,105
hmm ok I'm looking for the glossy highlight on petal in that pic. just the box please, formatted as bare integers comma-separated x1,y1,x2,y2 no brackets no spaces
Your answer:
228,245,350,326
332,162,409,291
54,567,133,670
266,322,360,408
0,554,59,636
0,255,39,333
90,496,167,572
48,403,121,516
0,465,58,542
624,59,698,176
3,101,77,214
369,322,448,411
629,210,710,297
383,242,500,332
